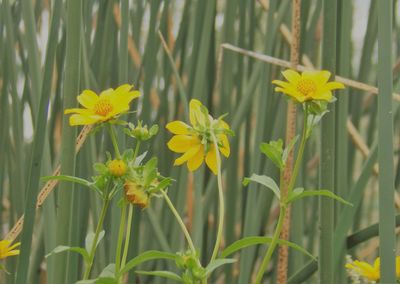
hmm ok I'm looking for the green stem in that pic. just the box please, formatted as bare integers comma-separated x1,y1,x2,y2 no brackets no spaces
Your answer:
210,136,225,262
254,105,309,283
160,190,197,254
115,201,127,282
120,204,134,269
108,124,121,159
254,206,286,284
83,197,110,279
119,141,140,273
286,105,309,197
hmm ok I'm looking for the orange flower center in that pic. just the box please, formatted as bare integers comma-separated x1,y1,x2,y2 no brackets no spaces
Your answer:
296,79,317,96
93,98,113,116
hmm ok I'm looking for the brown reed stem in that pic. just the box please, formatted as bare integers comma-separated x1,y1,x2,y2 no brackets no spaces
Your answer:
277,1,301,283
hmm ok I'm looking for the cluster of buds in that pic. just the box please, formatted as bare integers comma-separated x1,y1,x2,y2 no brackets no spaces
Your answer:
123,157,171,209
175,250,206,284
124,121,158,141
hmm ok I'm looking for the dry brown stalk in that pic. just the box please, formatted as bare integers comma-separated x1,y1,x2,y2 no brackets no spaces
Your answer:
5,125,93,242
277,1,301,283
220,43,400,102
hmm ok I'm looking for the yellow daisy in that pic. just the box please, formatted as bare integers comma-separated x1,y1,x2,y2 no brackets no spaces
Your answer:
166,99,231,175
346,257,380,282
64,84,140,126
272,69,345,103
0,240,20,260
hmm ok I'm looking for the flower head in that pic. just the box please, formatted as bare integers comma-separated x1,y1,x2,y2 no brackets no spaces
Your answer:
123,157,171,209
64,84,140,126
272,69,344,103
108,159,127,177
345,257,381,282
0,240,20,260
124,181,149,209
166,99,232,175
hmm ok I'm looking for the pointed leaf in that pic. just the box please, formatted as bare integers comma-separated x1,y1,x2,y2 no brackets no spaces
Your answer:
205,258,236,276
46,245,89,262
260,140,284,170
135,270,183,282
282,135,299,164
287,188,352,206
41,175,100,194
243,174,280,200
119,250,177,275
85,231,105,255
220,236,315,260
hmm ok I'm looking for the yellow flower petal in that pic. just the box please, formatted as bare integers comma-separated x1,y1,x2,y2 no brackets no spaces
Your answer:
315,70,331,85
69,114,102,126
174,145,201,166
325,81,345,90
205,146,218,175
77,90,99,109
187,145,205,172
282,69,301,84
167,135,200,153
115,84,133,94
219,134,230,157
64,108,93,115
166,121,191,135
275,87,305,103
189,99,207,127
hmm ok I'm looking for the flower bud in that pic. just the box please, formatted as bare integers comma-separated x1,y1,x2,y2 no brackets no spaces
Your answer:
124,181,149,208
108,159,127,177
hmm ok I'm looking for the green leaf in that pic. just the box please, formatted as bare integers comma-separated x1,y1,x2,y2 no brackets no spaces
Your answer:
287,188,353,206
85,230,105,255
282,135,299,164
260,139,284,170
135,270,183,282
205,258,236,276
220,236,315,260
119,250,178,275
76,278,117,284
41,175,101,195
242,174,280,200
46,245,89,262
98,264,116,278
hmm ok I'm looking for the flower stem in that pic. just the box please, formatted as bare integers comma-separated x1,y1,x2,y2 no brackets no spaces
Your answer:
82,197,110,280
160,190,197,254
108,124,121,159
120,204,134,269
254,206,286,284
115,201,127,283
286,104,309,198
254,105,309,283
119,141,140,273
210,135,225,262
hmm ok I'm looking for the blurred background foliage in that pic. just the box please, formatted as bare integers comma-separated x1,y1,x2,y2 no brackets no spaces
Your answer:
0,0,399,283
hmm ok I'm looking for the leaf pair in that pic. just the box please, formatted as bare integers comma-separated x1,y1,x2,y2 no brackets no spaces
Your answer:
260,136,299,171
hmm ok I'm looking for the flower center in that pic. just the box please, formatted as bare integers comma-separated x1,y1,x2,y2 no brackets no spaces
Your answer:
93,98,113,116
296,79,317,96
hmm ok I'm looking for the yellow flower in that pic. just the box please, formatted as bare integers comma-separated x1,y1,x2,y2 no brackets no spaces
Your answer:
346,257,381,282
64,84,140,126
0,240,20,260
166,99,231,175
272,69,344,103
108,159,127,177
124,181,149,209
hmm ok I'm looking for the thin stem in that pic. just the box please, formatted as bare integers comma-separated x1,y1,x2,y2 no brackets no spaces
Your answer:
160,190,196,254
120,141,140,272
286,105,308,196
115,201,127,282
254,207,286,284
108,124,121,159
83,197,110,280
210,137,225,262
120,204,134,269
